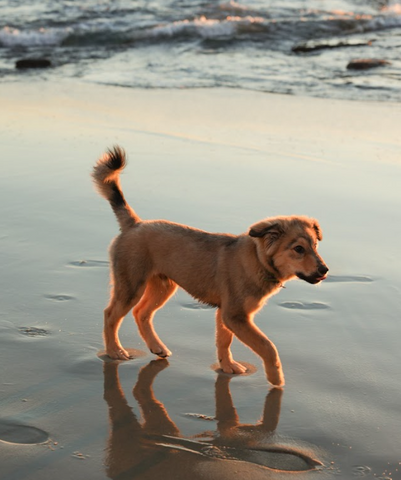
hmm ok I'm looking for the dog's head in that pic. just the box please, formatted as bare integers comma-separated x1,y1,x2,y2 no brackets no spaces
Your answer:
249,216,328,284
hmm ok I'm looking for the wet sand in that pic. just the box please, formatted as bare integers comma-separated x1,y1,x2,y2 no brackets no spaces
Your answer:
0,81,400,480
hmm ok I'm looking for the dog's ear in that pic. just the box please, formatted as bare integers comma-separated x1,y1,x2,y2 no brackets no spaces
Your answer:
313,221,323,241
249,221,284,241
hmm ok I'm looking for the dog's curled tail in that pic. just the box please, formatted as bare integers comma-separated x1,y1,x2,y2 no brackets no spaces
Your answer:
92,146,140,231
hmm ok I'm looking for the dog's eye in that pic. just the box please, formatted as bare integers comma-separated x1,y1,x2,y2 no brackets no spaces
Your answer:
294,246,305,254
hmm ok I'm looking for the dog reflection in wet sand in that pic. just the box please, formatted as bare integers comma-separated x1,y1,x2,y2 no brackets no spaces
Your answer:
103,360,321,480
93,147,329,387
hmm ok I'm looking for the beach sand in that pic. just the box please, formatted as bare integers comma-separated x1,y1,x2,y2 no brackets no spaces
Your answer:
0,81,400,480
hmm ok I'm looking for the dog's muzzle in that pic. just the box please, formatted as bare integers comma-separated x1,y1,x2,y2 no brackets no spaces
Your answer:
296,264,329,284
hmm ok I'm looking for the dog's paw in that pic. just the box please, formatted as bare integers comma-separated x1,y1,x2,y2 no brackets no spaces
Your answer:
269,378,285,388
220,360,248,375
107,347,133,361
266,367,285,387
150,346,172,358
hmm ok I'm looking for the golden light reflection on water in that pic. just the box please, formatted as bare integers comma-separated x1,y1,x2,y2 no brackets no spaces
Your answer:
103,360,322,479
382,4,401,14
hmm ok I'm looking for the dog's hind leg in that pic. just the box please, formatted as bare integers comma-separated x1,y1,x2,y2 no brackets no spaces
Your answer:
104,284,146,361
133,275,177,358
221,309,285,387
216,309,247,374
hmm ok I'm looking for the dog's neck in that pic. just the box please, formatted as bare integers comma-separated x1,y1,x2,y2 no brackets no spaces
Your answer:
246,239,285,290
263,271,285,289
262,255,285,289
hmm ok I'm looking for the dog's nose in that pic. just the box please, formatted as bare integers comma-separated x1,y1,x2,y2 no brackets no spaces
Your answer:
318,264,329,276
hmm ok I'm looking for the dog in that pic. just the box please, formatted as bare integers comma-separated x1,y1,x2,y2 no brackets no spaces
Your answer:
93,146,328,387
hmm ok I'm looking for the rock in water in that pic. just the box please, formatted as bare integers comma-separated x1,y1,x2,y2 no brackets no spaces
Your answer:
346,58,391,70
292,38,373,53
16,58,52,69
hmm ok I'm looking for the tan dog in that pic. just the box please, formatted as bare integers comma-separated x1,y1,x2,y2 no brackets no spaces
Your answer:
93,147,328,387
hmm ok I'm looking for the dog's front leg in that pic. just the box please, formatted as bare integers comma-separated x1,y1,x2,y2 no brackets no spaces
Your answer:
216,309,247,374
221,310,285,387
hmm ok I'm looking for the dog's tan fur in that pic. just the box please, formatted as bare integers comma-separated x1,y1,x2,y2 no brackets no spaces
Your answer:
93,147,328,387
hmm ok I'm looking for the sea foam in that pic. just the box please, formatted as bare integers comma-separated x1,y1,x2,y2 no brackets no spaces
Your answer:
0,26,69,47
150,15,264,39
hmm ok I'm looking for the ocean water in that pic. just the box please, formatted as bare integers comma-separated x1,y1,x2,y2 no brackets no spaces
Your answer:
1,0,401,101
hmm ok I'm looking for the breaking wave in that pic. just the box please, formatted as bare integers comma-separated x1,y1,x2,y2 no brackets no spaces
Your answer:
1,8,401,49
1,0,400,102
0,26,70,47
149,15,265,39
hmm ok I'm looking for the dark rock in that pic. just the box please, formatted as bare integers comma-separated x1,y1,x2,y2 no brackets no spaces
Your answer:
16,58,52,70
292,38,373,53
346,58,391,70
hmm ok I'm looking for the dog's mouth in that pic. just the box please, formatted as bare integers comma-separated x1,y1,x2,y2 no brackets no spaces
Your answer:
296,272,328,284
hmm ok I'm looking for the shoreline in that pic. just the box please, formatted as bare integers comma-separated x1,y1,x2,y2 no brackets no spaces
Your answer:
2,79,400,161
